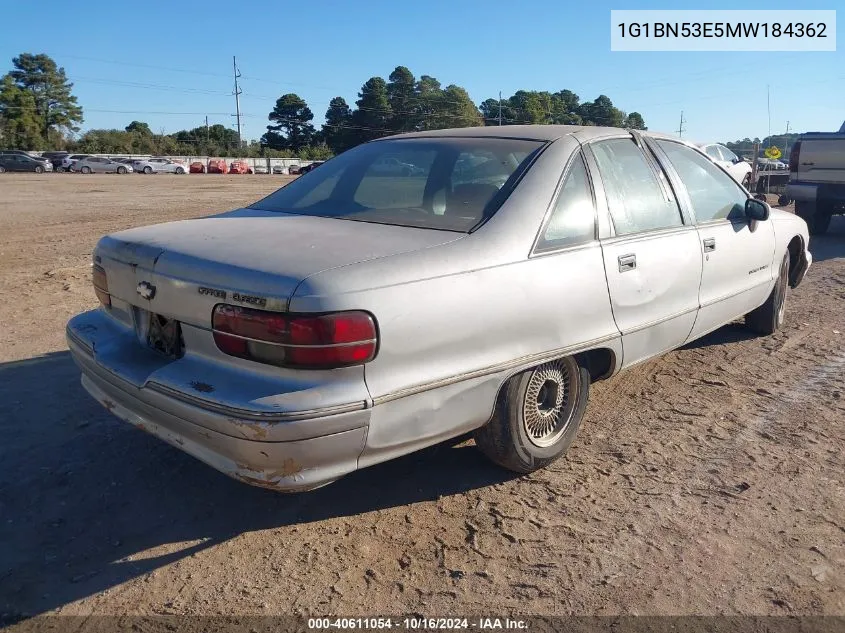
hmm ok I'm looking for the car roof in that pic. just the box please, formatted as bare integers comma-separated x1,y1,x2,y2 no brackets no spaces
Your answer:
378,124,683,143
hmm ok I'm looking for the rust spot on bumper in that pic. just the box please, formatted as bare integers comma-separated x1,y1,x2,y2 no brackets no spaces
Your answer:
227,418,269,440
233,459,305,490
189,381,215,393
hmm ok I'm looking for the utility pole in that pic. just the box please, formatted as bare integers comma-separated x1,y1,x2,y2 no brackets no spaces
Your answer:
677,110,686,138
766,84,771,140
498,91,502,126
232,56,242,149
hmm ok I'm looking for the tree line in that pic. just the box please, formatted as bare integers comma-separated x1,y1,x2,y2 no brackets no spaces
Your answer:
723,134,801,158
1,54,648,158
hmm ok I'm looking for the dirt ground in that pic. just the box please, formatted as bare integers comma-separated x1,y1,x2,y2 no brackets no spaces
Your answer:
0,174,843,621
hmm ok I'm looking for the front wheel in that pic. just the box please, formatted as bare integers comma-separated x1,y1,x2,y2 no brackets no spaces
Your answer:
81,166,91,174
35,165,44,174
117,166,126,174
474,356,590,474
175,167,185,174
746,252,789,335
143,166,152,174
742,173,751,189
0,166,5,173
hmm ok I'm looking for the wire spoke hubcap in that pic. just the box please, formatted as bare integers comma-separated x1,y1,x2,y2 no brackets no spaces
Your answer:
522,360,576,447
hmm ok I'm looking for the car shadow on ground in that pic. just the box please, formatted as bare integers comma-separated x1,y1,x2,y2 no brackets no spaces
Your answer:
680,323,758,350
808,214,845,263
0,351,517,620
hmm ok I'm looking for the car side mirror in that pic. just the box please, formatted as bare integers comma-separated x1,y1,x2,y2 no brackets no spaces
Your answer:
746,197,770,222
732,157,742,164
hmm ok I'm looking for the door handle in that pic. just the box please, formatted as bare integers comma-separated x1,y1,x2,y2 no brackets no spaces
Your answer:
703,238,716,252
618,253,637,272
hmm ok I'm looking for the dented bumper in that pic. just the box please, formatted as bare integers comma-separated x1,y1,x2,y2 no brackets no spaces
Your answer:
66,311,370,492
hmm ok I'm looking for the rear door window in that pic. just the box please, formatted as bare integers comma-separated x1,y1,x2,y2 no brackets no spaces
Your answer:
591,138,683,235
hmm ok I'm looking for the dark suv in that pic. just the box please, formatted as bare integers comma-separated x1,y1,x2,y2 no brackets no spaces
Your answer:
0,152,53,173
41,151,70,171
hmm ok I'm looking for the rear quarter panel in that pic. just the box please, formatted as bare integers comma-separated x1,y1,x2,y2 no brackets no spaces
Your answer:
292,242,618,407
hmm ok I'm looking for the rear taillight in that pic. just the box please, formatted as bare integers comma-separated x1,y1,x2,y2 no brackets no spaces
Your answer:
92,264,111,308
211,304,378,369
788,141,801,172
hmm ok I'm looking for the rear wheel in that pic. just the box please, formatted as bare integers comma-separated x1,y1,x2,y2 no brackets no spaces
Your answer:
81,166,91,174
746,252,789,335
474,356,590,474
0,166,5,173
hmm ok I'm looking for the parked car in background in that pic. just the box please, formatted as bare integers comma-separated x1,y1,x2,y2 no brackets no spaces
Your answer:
207,159,229,174
41,151,70,171
299,161,324,174
272,165,287,174
190,161,206,173
229,160,253,174
287,165,302,175
0,153,53,173
132,157,187,174
698,143,752,188
757,157,787,171
66,125,811,493
254,165,268,174
73,156,134,174
62,154,90,171
787,122,845,235
370,156,424,176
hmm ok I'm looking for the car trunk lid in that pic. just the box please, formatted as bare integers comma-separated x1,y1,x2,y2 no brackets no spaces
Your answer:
96,208,464,329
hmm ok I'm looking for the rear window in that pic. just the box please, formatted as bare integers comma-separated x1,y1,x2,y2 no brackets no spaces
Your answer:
249,137,545,231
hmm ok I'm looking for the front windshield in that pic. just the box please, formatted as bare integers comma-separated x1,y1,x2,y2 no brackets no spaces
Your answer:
249,136,546,232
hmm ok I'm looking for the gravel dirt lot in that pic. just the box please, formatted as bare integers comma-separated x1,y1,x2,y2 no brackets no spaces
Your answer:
0,174,843,621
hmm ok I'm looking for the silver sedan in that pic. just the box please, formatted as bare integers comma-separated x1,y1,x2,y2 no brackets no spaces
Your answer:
132,158,187,174
67,125,811,492
73,157,134,174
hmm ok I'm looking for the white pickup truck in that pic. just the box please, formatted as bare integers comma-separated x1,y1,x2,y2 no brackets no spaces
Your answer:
787,121,845,235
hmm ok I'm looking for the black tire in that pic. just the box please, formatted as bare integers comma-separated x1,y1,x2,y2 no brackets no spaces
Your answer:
81,166,91,174
143,166,152,174
746,252,789,335
474,356,590,474
117,166,126,174
0,166,6,173
777,195,790,207
742,173,751,189
795,200,832,235
175,167,185,174
35,165,44,174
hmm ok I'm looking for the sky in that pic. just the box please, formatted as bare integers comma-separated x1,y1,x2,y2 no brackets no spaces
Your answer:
0,0,841,145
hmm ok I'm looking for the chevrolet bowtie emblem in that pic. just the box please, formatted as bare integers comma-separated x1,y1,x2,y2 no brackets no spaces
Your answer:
136,281,156,300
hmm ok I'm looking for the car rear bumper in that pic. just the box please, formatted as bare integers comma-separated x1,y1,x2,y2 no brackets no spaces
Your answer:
66,315,370,492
